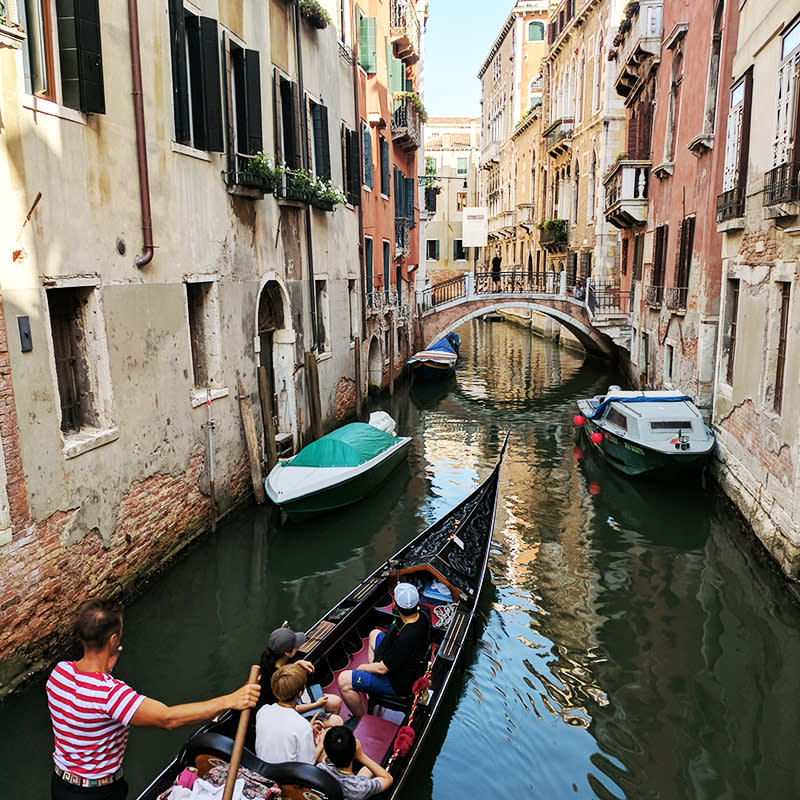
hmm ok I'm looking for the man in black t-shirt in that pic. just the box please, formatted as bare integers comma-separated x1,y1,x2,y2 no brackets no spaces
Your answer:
337,583,431,720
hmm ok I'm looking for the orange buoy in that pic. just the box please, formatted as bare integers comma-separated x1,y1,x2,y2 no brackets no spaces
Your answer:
590,431,603,444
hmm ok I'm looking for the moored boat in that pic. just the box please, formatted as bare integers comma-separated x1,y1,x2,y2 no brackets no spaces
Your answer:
136,434,507,800
407,332,461,382
265,417,412,521
575,386,715,478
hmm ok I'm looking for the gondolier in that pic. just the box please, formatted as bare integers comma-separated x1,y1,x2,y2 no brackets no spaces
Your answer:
47,598,260,800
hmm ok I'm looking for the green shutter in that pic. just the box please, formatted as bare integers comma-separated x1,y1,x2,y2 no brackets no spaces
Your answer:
362,123,373,187
312,103,331,181
435,240,440,260
391,57,405,94
359,16,376,73
347,128,361,204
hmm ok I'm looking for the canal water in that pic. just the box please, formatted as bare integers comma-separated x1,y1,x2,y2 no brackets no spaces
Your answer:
4,318,800,799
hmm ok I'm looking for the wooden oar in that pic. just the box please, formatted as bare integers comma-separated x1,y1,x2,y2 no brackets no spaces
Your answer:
222,665,261,800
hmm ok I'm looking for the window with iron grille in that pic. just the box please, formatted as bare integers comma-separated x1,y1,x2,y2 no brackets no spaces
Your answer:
725,279,739,385
20,0,106,113
774,282,790,412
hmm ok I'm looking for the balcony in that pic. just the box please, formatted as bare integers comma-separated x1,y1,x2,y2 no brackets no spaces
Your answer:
716,187,744,224
395,217,411,254
390,0,421,64
539,219,568,252
763,162,799,216
614,1,663,98
604,160,650,228
392,96,422,151
665,286,688,312
481,141,500,169
644,285,663,306
544,118,574,158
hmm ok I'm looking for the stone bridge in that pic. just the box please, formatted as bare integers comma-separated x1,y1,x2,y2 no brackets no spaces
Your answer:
417,272,632,359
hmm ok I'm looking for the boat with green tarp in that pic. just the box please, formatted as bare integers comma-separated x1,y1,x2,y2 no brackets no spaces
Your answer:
265,419,412,520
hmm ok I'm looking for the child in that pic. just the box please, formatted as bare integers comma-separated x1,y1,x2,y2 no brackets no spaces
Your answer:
315,726,393,800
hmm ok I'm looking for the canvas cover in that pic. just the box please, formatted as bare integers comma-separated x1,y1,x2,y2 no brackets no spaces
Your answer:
289,422,397,468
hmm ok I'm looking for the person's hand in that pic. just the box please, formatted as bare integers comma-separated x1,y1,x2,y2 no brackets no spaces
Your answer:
354,738,365,760
229,681,260,710
296,659,314,674
316,695,329,709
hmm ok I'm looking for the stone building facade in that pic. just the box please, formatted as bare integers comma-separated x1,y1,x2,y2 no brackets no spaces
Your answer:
0,0,384,691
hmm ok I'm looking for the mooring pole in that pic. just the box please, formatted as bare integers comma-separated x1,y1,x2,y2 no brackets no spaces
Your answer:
205,389,216,532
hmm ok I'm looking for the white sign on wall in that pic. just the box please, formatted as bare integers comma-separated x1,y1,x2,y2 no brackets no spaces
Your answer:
461,207,488,247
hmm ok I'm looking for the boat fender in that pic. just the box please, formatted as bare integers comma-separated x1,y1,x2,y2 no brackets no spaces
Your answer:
590,431,603,444
394,725,416,756
573,414,585,426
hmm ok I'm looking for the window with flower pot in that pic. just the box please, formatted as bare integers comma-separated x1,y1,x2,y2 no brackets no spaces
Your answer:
273,69,301,169
225,35,262,177
20,0,105,113
168,1,223,151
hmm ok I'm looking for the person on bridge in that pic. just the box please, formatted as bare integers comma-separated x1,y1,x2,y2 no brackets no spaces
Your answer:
46,598,260,800
491,249,502,290
337,582,431,720
573,281,585,301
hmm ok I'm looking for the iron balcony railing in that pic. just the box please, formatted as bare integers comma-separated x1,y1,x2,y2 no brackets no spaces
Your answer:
390,0,421,62
763,162,800,206
665,286,688,311
366,291,384,313
395,217,411,253
392,96,422,150
644,284,664,306
587,280,629,316
544,117,574,156
540,219,568,251
716,187,744,222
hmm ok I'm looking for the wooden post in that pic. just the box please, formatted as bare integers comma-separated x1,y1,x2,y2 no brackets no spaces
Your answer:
258,366,278,472
222,665,261,800
353,336,363,419
388,318,395,396
416,304,425,352
304,351,323,441
237,377,267,504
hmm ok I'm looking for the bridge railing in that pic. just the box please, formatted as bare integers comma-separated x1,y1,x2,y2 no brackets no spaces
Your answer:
587,279,629,316
421,274,467,310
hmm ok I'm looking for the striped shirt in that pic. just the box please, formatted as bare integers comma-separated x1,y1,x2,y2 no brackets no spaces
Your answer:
46,661,145,778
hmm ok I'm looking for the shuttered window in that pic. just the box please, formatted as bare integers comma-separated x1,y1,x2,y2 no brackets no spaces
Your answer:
426,240,440,260
169,3,223,151
725,279,739,385
379,136,390,196
341,125,361,205
406,176,415,226
675,216,695,289
358,14,376,73
274,70,300,168
652,224,669,287
454,240,466,261
364,237,374,293
309,100,331,181
362,122,373,188
228,40,262,168
774,282,790,412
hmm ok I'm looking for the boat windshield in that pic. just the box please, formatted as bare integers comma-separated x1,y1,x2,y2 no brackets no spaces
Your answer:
650,420,695,432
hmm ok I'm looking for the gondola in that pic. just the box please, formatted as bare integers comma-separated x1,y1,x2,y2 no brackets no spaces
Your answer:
137,433,508,800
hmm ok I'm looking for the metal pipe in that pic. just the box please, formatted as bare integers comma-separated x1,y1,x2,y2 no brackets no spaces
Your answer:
206,389,216,531
127,0,154,268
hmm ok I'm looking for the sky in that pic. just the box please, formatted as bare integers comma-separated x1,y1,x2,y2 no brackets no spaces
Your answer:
423,0,514,118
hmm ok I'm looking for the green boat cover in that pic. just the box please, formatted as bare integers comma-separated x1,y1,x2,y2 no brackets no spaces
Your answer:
289,423,398,468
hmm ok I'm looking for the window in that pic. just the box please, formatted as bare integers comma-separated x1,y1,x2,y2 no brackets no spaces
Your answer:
274,70,300,168
606,407,628,431
773,17,800,168
664,45,684,162
227,38,262,171
379,135,390,196
455,192,466,212
457,157,468,174
362,122,373,188
186,280,222,389
588,150,596,220
529,74,543,108
337,0,351,44
651,224,669,303
364,237,374,306
426,240,440,261
315,280,330,354
340,124,361,205
308,98,331,181
719,72,752,219
701,2,724,139
632,232,644,281
774,282,790,412
527,21,544,42
47,285,112,435
453,240,467,261
666,344,674,381
358,12,376,73
725,279,739,385
493,52,501,82
383,241,391,300
20,0,105,113
348,279,358,339
675,216,695,290
593,32,603,110
571,162,579,225
169,2,223,150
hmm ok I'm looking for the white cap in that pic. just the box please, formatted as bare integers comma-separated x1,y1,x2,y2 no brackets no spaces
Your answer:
394,582,419,611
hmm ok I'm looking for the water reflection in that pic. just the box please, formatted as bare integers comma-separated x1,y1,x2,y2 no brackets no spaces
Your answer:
4,318,800,799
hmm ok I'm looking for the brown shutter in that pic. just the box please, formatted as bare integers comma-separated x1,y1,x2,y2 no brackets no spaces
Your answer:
273,68,283,164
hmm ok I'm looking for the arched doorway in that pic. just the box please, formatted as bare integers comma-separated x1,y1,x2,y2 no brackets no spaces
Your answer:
367,336,382,392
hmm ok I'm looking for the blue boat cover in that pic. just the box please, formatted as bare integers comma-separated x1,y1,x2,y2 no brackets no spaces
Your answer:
426,337,457,355
589,394,692,419
289,423,398,468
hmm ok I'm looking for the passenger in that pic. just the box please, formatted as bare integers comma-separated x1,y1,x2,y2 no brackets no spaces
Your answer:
46,599,259,800
337,583,431,720
316,726,393,800
255,663,325,764
257,623,342,720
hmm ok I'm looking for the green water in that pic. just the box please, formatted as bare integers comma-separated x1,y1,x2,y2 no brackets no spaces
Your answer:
4,318,800,799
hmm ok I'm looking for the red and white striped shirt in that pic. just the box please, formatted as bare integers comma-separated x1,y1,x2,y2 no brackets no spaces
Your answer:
46,661,145,778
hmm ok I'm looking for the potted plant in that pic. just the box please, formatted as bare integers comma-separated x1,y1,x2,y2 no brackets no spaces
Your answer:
245,152,285,193
393,90,429,122
310,179,346,211
299,0,330,30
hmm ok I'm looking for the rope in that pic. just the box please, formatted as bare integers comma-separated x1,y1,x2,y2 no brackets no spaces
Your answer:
433,603,457,628
385,660,433,769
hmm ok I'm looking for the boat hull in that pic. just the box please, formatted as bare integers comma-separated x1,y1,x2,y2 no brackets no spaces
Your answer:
410,359,456,382
267,438,411,520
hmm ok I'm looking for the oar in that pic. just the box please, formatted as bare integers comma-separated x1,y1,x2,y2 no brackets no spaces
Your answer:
222,665,261,800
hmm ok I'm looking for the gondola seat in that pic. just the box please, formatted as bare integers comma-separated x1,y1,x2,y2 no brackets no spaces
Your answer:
179,731,344,800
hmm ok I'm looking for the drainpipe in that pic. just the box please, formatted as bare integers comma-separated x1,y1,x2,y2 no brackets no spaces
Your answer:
352,26,366,339
294,0,318,348
127,0,153,268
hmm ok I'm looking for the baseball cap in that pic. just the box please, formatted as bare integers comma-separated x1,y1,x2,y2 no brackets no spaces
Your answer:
268,626,306,654
394,582,419,611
